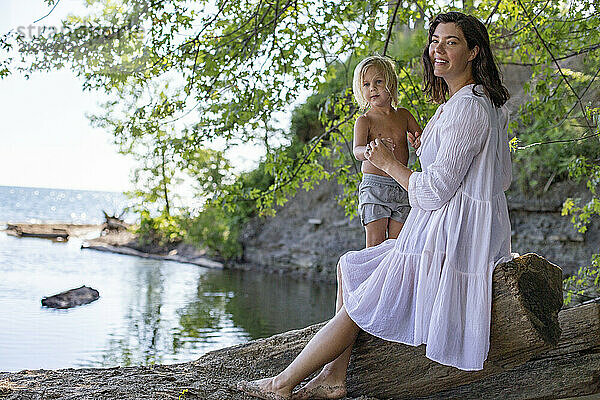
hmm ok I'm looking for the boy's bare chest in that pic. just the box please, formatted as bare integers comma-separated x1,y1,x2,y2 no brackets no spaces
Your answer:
367,116,407,140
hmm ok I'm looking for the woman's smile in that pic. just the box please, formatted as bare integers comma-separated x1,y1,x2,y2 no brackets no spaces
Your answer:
428,22,478,95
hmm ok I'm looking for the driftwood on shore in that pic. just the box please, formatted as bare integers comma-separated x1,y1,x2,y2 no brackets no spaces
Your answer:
5,224,69,240
1,253,598,400
3,223,103,241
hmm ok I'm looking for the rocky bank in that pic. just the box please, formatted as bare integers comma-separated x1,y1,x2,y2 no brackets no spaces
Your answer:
240,177,599,282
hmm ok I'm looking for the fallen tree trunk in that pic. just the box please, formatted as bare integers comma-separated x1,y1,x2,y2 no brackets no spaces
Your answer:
346,252,564,398
3,253,592,400
417,300,600,399
222,252,565,399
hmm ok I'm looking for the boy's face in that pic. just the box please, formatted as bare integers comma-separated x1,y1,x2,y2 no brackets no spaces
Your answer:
361,66,391,108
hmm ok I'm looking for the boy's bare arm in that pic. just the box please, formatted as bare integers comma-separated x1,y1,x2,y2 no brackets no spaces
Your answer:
353,115,370,161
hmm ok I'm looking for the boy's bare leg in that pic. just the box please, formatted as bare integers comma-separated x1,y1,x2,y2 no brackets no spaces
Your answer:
237,308,360,399
365,218,388,247
387,219,404,239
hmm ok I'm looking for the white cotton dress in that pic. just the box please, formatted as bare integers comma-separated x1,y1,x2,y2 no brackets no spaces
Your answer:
340,84,513,371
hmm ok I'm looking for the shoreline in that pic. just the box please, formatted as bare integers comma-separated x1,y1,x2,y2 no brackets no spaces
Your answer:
1,222,337,283
2,222,224,269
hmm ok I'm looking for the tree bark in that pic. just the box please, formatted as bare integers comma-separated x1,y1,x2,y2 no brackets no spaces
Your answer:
416,300,600,399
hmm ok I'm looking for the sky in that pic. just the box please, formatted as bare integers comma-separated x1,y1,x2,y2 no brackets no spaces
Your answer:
0,0,266,193
0,0,139,192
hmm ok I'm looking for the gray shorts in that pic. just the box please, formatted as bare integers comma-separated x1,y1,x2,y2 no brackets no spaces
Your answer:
358,173,410,226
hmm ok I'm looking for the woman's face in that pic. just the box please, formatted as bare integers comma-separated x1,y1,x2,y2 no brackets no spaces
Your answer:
428,22,478,82
361,66,391,108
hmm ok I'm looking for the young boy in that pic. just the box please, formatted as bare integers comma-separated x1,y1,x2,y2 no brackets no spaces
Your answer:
352,55,422,247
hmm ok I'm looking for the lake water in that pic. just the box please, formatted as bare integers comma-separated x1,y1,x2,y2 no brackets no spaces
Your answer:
0,186,336,372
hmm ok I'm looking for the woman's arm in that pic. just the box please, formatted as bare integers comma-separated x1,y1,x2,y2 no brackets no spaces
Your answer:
364,139,412,190
407,97,489,211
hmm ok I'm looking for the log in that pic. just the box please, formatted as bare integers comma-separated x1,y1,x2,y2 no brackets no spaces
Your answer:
226,253,563,399
41,285,100,309
416,301,600,399
6,224,69,240
345,253,564,399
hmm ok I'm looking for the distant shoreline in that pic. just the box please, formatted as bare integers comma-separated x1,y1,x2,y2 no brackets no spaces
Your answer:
0,184,126,194
2,222,224,269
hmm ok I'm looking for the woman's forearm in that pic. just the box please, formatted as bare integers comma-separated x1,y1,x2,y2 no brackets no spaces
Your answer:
382,160,413,191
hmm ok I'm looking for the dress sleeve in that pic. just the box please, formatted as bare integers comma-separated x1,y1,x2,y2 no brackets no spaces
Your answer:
408,97,490,211
498,106,512,191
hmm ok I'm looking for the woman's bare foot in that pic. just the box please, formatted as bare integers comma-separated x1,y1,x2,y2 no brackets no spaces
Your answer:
236,377,291,400
291,373,347,400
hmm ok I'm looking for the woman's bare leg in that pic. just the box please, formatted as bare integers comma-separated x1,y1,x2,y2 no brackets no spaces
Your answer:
241,218,389,399
237,308,360,399
291,263,353,399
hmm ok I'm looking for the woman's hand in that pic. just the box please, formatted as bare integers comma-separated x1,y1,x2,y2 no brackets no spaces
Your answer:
408,131,421,149
381,137,395,151
365,138,397,172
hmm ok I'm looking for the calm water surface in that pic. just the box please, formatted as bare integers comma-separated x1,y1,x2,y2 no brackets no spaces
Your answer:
0,186,336,372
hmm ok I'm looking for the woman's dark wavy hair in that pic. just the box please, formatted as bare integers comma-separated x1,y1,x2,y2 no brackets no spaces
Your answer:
422,12,509,108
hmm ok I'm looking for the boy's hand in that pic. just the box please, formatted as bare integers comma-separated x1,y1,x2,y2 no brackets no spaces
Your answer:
408,131,421,149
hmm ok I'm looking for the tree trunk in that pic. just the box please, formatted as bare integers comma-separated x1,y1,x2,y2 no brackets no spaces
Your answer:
417,300,600,399
161,146,170,216
208,253,566,398
345,252,565,398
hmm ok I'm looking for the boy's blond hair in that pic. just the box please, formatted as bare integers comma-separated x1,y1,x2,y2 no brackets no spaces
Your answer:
352,55,399,110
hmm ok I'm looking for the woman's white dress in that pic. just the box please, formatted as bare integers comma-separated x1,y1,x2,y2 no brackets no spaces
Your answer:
340,84,513,371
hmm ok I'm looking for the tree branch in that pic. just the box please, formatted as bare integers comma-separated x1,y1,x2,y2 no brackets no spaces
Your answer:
496,0,551,40
485,0,502,26
265,110,358,197
517,131,600,150
515,0,595,133
383,1,401,57
33,0,62,24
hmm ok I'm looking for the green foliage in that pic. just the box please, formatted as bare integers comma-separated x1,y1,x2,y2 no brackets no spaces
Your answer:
563,255,600,306
5,1,600,275
562,153,600,305
0,32,14,79
179,205,243,260
136,210,184,250
487,0,600,194
562,157,600,234
135,206,243,260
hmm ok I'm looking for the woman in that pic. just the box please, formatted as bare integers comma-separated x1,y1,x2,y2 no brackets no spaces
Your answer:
237,11,512,400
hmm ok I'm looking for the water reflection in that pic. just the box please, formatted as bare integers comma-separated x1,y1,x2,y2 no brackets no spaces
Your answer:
0,233,337,371
81,261,335,368
110,269,334,367
218,270,335,338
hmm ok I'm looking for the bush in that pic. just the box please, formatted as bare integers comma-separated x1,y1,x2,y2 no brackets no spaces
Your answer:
179,205,243,260
136,211,184,251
